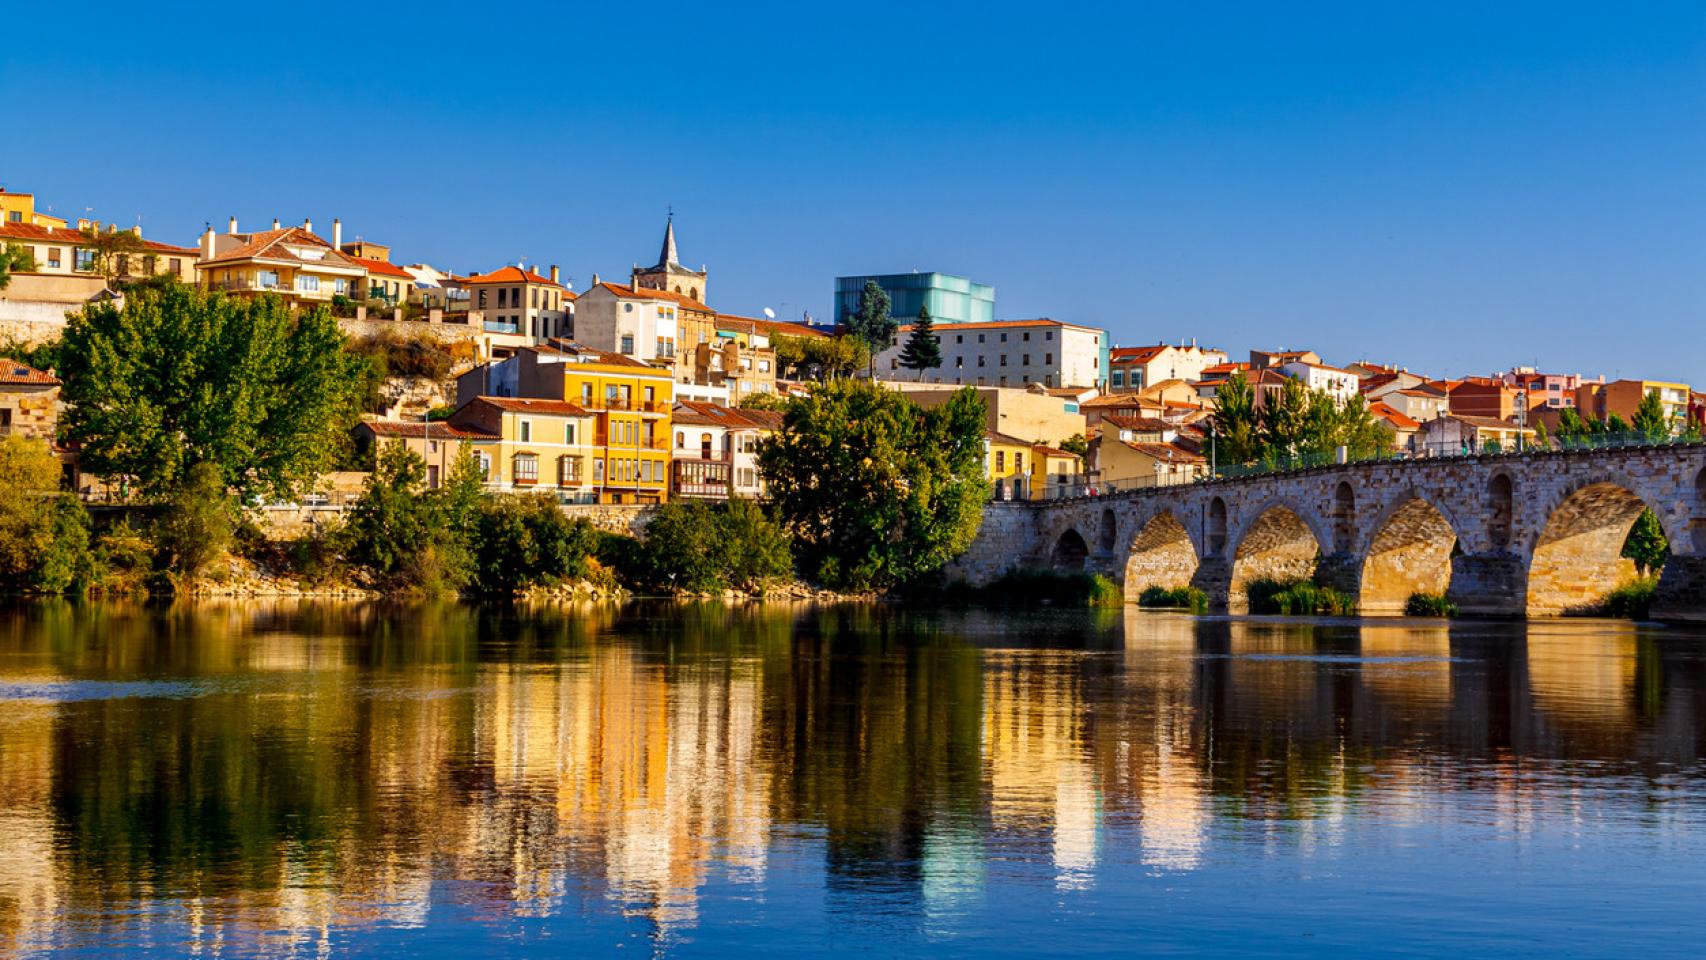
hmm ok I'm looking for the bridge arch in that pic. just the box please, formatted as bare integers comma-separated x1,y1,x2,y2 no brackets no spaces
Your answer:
1123,510,1199,599
1229,500,1328,605
1359,493,1461,615
1525,477,1655,615
1052,528,1090,572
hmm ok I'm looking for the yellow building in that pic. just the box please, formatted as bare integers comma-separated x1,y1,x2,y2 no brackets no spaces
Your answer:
196,219,366,308
0,187,68,228
986,431,1085,500
1578,379,1692,428
1093,417,1208,488
457,340,675,504
445,397,600,501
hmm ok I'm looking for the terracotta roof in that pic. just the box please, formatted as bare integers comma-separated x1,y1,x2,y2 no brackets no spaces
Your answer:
1030,443,1082,460
1104,414,1172,433
199,227,364,271
346,254,414,279
1368,401,1421,430
464,265,562,288
531,338,661,371
1395,386,1447,398
735,408,784,430
359,420,497,440
986,430,1036,448
1121,440,1206,463
0,361,59,386
471,396,593,417
1081,393,1160,409
894,317,1102,335
591,281,709,311
1200,361,1251,376
715,313,826,339
1111,345,1169,363
0,222,197,255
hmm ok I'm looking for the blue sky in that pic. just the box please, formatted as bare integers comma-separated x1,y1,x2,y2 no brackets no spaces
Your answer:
5,2,1702,380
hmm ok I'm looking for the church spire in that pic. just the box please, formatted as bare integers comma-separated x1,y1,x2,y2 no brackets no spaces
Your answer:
658,211,679,267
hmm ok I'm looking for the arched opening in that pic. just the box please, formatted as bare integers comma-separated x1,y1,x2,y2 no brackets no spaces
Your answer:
1527,482,1651,615
1488,473,1514,549
1052,529,1089,572
1360,496,1458,615
1694,467,1706,553
1099,508,1117,552
1124,512,1199,598
1207,498,1228,555
690,287,699,301
1332,481,1356,553
1230,506,1322,605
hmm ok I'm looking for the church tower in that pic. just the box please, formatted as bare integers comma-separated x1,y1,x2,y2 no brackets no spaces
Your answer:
630,214,709,304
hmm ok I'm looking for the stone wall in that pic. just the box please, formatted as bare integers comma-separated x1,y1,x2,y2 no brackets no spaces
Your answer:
954,444,1706,620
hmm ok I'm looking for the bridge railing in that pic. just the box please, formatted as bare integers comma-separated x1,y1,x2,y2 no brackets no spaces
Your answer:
1042,429,1702,499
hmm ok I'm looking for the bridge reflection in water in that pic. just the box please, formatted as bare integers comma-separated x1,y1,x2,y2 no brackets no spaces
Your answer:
0,602,1704,956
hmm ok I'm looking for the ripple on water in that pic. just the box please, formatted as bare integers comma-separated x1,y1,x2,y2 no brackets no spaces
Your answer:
0,678,223,703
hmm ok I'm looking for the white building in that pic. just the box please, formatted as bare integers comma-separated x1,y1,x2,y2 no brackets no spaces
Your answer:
571,281,692,363
875,318,1106,390
1280,360,1359,404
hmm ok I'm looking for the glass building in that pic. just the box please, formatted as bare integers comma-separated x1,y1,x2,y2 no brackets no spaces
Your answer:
834,272,994,325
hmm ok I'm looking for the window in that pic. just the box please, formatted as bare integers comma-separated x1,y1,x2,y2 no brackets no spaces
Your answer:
167,258,180,276
75,249,98,272
1000,355,1008,367
531,288,539,308
956,357,964,368
1045,331,1053,341
1023,354,1030,365
995,451,1005,471
498,288,508,308
644,386,655,404
624,302,634,313
620,334,635,355
1045,353,1053,365
565,423,576,444
978,356,986,367
593,459,605,482
476,452,492,480
299,275,320,292
978,334,986,343
956,334,963,343
478,290,488,308
1015,452,1024,472
512,288,521,308
1000,333,1008,342
676,431,685,448
334,277,346,294
519,419,531,442
5,211,18,223
1023,332,1031,341
46,248,61,269
513,453,538,483
559,456,582,484
1112,371,1125,387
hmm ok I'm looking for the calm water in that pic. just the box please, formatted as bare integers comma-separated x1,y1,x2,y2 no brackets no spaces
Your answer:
1,603,1704,958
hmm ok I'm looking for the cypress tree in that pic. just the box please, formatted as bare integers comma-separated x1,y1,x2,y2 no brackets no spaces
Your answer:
897,306,943,379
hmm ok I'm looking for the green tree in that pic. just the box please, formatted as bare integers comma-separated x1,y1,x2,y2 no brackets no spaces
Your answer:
1259,376,1310,464
59,284,363,500
1606,413,1630,436
897,306,942,379
1211,370,1262,464
0,243,39,290
1622,509,1669,576
154,461,234,578
759,380,988,591
0,436,93,594
1633,389,1670,441
1058,434,1089,457
1532,418,1550,450
76,227,146,281
471,495,600,595
843,280,895,374
631,498,793,593
345,443,453,591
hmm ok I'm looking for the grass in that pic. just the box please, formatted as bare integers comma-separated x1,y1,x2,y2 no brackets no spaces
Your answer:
1245,577,1356,616
1605,576,1659,620
1137,585,1209,613
1404,592,1459,617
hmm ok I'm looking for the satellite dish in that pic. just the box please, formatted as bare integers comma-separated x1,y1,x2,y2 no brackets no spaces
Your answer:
763,307,776,319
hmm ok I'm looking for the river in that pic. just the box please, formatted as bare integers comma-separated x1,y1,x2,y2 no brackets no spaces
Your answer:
0,601,1703,957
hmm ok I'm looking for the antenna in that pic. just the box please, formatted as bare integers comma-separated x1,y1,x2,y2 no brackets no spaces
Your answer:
763,307,776,319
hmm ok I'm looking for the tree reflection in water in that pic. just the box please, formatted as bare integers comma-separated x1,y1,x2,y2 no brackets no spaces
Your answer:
0,601,1702,956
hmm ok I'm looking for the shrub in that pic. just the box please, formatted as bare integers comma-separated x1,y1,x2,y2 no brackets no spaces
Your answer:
627,499,794,594
154,462,234,578
1404,592,1458,617
471,495,600,595
291,519,350,588
1138,585,1209,612
1246,577,1356,615
34,497,95,594
91,519,154,595
1605,577,1658,620
963,568,1123,608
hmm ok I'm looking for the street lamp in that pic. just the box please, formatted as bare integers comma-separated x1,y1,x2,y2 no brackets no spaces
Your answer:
1515,389,1527,453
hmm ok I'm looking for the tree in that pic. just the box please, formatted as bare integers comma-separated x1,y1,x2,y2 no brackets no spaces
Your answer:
0,243,39,291
1606,414,1630,436
58,284,364,501
1633,388,1670,441
1059,434,1089,457
0,335,61,373
897,306,942,379
154,461,234,578
0,436,92,594
1211,370,1261,464
759,380,988,591
842,280,895,375
1622,508,1669,576
1532,418,1550,450
76,227,145,282
344,442,471,594
1259,376,1310,464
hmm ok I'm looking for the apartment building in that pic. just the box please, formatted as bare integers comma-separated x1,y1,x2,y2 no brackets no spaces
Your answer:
464,265,571,340
446,397,600,501
0,222,198,283
1280,360,1359,403
874,318,1108,389
1108,341,1227,393
669,401,781,499
196,218,365,307
1577,379,1693,427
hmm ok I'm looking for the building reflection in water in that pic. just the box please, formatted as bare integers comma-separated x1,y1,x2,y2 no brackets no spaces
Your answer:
0,601,1700,955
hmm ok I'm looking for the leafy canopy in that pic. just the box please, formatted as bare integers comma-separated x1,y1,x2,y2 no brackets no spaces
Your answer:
759,380,988,590
58,285,364,500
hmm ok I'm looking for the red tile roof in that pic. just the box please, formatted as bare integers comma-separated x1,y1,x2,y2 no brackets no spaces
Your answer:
0,361,59,386
531,339,659,370
346,254,414,279
1121,440,1207,463
1368,401,1420,430
715,313,826,339
672,399,780,429
470,396,593,417
464,265,563,288
1104,414,1173,433
199,227,364,271
359,420,497,441
0,223,197,255
591,281,710,311
1111,345,1169,363
894,317,1100,334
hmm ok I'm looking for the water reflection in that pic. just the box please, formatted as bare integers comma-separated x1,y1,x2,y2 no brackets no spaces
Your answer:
0,602,1703,956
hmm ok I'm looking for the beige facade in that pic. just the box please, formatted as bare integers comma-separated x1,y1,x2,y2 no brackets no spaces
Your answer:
1093,418,1207,488
197,220,364,308
1,222,197,284
352,420,496,489
464,265,570,341
1108,342,1227,393
669,401,781,499
886,382,1090,447
875,319,1106,390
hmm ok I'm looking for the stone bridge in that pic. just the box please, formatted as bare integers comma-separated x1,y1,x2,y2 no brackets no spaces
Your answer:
953,444,1706,620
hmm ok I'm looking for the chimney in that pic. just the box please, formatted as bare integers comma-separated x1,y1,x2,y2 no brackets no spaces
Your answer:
303,217,312,234
591,272,601,286
272,218,281,230
130,225,142,237
228,216,238,233
332,218,342,250
201,224,216,260
550,265,559,284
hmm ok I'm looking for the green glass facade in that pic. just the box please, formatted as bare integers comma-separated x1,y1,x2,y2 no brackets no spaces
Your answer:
834,272,994,325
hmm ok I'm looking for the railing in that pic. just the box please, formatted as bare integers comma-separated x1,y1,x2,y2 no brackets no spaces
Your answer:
483,320,520,334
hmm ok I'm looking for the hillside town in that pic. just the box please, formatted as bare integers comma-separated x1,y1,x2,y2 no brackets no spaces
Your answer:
2,182,1701,511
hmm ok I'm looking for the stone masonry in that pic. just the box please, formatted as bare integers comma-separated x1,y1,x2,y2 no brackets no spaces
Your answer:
950,444,1706,620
